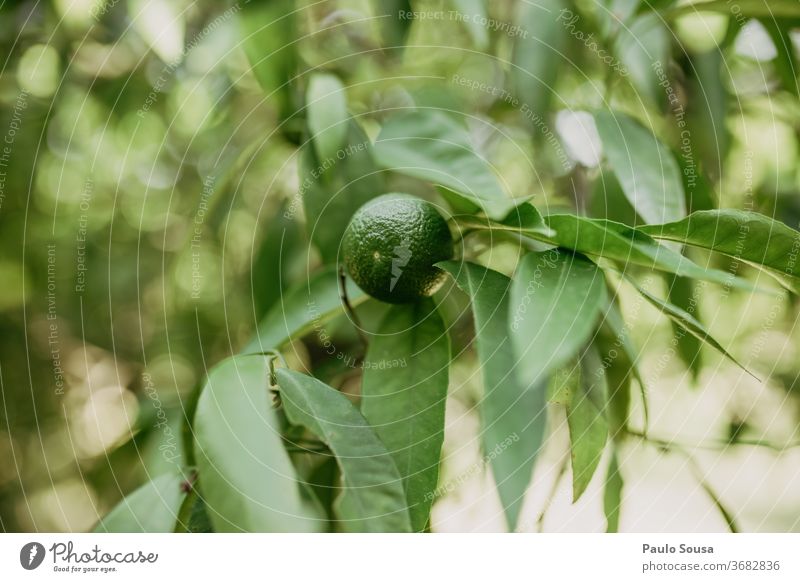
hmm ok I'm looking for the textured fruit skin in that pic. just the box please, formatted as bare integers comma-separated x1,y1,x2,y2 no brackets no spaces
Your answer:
343,194,454,304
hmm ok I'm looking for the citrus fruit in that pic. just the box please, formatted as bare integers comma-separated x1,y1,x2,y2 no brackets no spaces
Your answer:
342,194,454,304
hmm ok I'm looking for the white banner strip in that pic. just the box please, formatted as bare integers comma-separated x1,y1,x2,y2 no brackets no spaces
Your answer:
1,534,798,581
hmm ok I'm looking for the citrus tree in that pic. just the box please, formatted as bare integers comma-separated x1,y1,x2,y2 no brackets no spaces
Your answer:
92,0,800,533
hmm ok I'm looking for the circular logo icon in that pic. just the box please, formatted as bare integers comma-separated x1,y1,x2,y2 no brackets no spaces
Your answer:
20,542,45,570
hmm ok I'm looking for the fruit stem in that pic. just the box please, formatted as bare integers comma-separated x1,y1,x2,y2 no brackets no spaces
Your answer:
339,268,369,352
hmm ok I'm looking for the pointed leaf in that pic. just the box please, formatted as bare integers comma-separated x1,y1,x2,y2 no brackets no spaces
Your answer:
361,299,450,531
594,110,686,224
94,469,188,532
458,212,752,289
372,110,515,220
509,250,606,388
638,209,800,292
439,261,546,530
544,214,754,290
501,202,555,236
604,452,623,532
627,278,755,377
194,356,320,532
276,369,412,532
596,296,645,436
569,353,609,502
667,273,704,380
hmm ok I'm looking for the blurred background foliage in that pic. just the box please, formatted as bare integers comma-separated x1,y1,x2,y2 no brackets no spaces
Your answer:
1,0,799,532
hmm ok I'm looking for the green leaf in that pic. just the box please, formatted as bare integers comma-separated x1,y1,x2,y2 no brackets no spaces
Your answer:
511,0,569,120
300,119,385,264
626,278,756,377
569,353,609,502
509,250,607,389
590,170,640,226
596,295,644,436
450,0,490,49
686,48,729,186
372,110,516,220
594,111,686,224
501,202,556,235
183,494,214,533
666,0,800,19
439,261,546,531
94,469,188,532
638,209,800,292
544,214,750,289
244,267,366,354
459,212,756,290
193,356,320,532
251,199,305,320
275,369,412,532
666,273,704,380
241,1,297,116
306,73,349,162
604,452,623,532
614,13,670,104
361,299,450,531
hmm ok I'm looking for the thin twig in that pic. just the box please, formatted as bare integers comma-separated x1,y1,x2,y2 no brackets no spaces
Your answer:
627,430,744,533
625,428,800,453
536,457,569,533
339,267,369,351
685,455,741,533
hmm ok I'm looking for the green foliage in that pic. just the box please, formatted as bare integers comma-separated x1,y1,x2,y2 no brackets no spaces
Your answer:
276,369,412,532
241,0,298,120
93,470,188,533
244,267,365,354
667,273,704,381
193,357,320,532
306,73,349,162
13,0,800,535
594,111,686,224
372,110,516,220
639,210,800,291
568,355,610,502
362,300,450,531
604,453,624,533
509,251,607,387
300,119,385,263
511,0,569,120
627,278,753,376
439,261,544,530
